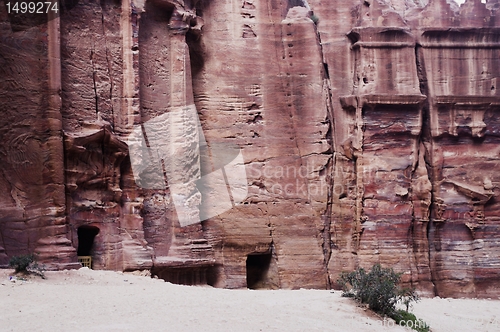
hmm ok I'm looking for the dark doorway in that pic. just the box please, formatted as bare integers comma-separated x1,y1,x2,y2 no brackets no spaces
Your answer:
152,266,217,286
246,253,272,289
77,226,100,256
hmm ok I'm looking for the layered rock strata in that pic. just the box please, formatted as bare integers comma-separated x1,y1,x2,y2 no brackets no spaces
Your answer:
0,0,499,297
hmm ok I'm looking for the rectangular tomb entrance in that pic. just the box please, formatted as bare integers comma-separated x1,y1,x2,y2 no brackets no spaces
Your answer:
246,252,279,289
77,226,100,269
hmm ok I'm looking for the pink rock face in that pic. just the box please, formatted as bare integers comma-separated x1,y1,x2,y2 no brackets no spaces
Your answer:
1,0,499,296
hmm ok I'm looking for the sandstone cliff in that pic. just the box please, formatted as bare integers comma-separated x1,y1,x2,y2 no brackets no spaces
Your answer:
0,0,499,297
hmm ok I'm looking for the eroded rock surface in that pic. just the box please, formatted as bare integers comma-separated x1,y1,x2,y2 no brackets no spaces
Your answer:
0,0,499,296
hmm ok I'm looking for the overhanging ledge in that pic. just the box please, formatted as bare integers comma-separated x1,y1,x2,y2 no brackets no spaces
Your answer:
340,94,427,109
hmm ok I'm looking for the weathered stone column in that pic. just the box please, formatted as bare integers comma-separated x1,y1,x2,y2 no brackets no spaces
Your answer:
35,11,79,270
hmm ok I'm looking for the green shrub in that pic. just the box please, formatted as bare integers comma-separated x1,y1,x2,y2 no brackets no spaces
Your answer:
338,264,402,315
9,254,45,279
393,310,430,332
337,264,429,332
9,254,35,273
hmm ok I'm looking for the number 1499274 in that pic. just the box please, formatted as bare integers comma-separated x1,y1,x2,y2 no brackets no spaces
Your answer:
6,1,58,14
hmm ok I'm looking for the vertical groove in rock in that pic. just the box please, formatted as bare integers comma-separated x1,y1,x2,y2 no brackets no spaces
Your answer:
413,42,438,296
314,20,336,283
90,49,99,116
100,6,115,130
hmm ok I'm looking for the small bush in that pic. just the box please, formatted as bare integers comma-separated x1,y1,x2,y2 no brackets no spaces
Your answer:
338,264,401,316
9,254,46,279
337,264,429,332
393,310,430,332
9,254,35,273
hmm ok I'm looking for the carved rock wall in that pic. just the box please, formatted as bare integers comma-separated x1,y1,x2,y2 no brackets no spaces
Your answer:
0,4,78,268
1,0,499,296
416,10,500,296
190,1,330,289
320,0,500,297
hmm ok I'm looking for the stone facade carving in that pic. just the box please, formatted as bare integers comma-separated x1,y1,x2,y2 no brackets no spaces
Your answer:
1,0,499,296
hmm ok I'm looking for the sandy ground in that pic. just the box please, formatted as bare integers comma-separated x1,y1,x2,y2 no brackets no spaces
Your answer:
1,268,499,332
